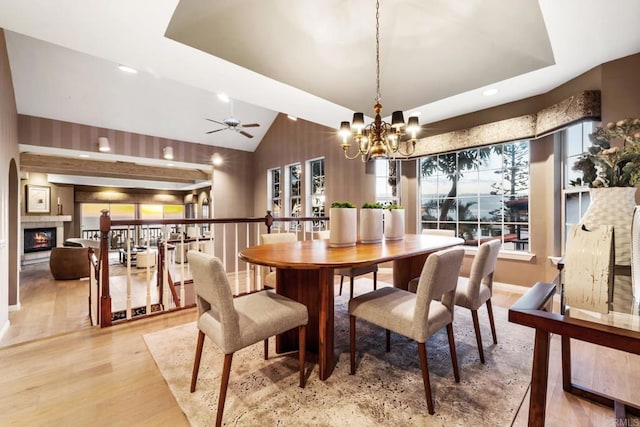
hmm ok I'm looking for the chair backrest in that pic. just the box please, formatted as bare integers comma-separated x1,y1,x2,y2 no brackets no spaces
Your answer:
188,250,241,350
260,232,297,245
412,247,465,339
422,229,456,237
468,239,501,292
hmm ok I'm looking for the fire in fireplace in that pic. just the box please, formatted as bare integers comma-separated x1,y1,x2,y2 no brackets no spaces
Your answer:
24,228,57,253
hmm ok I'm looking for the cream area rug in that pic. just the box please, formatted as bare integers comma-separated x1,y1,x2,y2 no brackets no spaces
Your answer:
144,279,533,426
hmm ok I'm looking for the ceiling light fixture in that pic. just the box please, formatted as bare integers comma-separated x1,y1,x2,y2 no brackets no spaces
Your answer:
97,136,110,152
163,146,174,160
211,153,223,166
217,93,230,103
118,64,137,74
482,88,498,96
338,0,419,161
287,115,297,121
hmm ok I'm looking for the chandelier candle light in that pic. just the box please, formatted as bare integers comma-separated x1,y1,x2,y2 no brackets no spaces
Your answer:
338,0,420,161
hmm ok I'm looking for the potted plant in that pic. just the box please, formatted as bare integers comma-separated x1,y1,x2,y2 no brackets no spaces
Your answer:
360,202,384,244
572,118,640,271
384,204,405,241
329,201,357,247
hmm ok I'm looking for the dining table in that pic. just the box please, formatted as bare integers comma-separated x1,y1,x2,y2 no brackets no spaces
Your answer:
238,233,464,380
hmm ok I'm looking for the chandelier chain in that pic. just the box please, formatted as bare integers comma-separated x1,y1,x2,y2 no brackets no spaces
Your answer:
375,0,381,104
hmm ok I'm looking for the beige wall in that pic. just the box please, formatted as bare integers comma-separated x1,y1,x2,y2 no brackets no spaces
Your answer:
0,29,20,327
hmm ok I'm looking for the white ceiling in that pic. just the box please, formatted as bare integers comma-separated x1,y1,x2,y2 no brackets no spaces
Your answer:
1,0,640,161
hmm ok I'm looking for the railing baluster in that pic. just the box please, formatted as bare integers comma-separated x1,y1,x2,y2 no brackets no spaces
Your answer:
126,226,132,320
234,223,239,295
245,223,251,294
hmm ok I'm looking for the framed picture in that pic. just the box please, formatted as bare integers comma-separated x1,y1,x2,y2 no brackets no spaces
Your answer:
26,185,51,214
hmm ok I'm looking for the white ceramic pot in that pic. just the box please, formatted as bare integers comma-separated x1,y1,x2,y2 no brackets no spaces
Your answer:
359,208,383,244
384,208,405,240
329,207,357,247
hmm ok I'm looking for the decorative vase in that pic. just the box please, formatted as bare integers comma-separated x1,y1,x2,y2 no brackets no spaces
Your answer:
359,208,383,244
384,208,405,241
580,186,637,267
329,207,357,247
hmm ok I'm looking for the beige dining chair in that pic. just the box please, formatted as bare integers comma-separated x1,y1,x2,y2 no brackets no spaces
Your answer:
406,229,456,292
315,229,378,299
188,250,309,427
348,247,465,414
259,232,297,287
454,239,501,364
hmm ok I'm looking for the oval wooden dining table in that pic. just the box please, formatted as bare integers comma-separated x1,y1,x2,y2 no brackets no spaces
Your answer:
239,233,464,380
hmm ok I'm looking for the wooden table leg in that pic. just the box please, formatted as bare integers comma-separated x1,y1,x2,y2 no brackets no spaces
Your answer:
529,328,550,427
275,268,335,380
392,253,429,290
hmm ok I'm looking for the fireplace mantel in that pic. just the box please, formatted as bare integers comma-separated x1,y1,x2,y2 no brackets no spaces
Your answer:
22,215,72,223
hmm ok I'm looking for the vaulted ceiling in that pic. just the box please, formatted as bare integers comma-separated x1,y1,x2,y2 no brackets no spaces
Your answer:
1,0,640,187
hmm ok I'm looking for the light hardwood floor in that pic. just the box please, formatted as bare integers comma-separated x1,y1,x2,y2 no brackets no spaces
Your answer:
1,264,638,426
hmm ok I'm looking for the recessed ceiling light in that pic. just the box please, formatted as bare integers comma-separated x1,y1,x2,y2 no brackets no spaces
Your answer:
217,93,230,103
482,88,498,96
79,154,90,158
409,111,422,117
118,64,138,74
287,115,297,121
166,163,175,167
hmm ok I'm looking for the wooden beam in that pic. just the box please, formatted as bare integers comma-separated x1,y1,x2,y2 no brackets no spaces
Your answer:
20,153,209,183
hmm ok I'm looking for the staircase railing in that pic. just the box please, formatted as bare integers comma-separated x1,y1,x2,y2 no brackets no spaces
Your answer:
96,210,328,327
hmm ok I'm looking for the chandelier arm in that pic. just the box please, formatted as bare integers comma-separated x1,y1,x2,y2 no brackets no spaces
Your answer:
394,141,417,157
342,145,367,160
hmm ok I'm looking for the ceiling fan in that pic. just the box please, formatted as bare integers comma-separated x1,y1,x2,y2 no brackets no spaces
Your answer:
205,99,260,138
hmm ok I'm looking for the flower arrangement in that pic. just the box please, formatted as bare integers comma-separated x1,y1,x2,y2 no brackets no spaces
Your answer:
572,118,640,187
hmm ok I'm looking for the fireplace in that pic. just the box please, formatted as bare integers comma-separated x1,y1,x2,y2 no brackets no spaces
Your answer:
24,227,57,253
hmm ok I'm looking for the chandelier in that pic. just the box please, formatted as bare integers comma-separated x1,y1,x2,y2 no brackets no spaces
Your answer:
338,0,420,161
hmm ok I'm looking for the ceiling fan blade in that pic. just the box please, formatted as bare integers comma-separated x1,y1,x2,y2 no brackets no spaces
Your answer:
205,118,226,126
206,128,226,134
239,130,254,138
241,123,260,128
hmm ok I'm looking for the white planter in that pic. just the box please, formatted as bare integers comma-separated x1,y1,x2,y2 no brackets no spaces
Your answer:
329,207,357,247
359,208,383,244
384,209,405,241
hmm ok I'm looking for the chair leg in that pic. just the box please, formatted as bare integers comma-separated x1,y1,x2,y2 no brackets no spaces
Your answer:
350,315,356,375
385,329,391,352
417,342,435,415
339,275,344,296
298,325,307,388
471,309,485,364
486,299,498,344
216,353,233,427
190,330,205,393
264,338,269,360
373,270,377,290
349,276,355,299
446,324,460,382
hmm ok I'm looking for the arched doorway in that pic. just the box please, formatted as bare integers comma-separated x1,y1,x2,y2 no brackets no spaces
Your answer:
8,159,18,307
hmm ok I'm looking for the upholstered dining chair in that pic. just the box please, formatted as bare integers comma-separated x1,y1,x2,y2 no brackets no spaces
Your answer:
453,239,501,364
315,229,378,299
259,232,297,288
348,247,465,415
421,228,456,237
188,251,309,427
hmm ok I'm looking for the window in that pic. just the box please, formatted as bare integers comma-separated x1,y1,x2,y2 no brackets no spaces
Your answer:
306,157,326,231
267,168,282,217
286,163,302,230
375,159,400,206
419,140,530,251
561,121,596,252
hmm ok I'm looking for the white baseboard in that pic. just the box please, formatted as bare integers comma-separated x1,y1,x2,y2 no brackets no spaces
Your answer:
8,303,21,312
0,319,10,342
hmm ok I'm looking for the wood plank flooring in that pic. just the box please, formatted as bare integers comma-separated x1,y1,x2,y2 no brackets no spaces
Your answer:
1,264,638,426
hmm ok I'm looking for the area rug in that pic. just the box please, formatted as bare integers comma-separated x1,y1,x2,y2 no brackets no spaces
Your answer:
144,279,534,426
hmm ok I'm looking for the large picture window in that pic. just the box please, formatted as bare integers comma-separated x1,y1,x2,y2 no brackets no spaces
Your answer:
267,168,281,217
419,140,530,251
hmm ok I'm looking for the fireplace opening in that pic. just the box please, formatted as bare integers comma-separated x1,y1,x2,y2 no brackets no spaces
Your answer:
24,227,57,253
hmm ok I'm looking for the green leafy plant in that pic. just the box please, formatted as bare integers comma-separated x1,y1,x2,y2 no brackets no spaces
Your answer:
361,202,384,209
387,204,403,210
572,118,640,187
331,201,356,208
